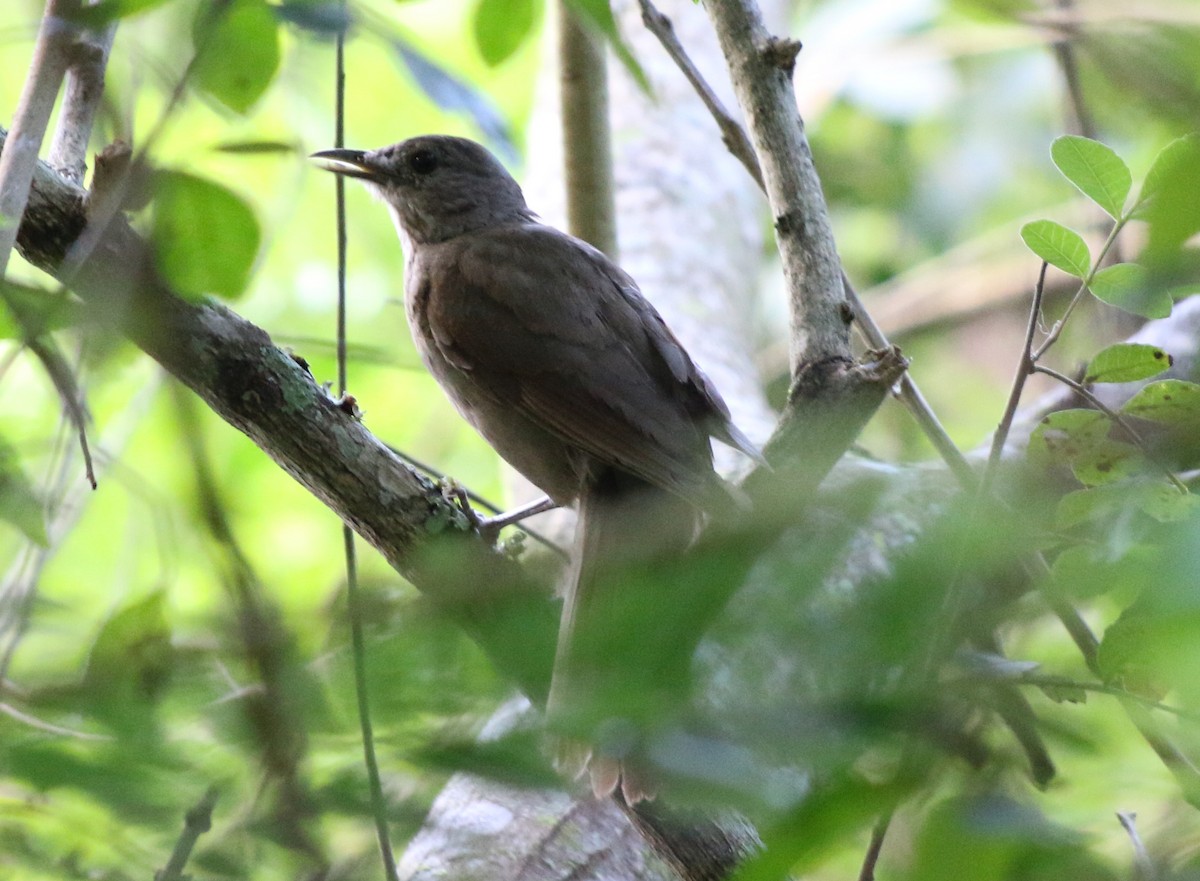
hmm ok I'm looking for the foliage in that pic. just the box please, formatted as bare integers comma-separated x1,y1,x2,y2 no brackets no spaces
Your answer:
0,0,1199,880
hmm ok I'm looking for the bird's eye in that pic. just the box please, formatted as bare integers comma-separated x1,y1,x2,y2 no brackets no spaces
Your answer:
408,149,438,175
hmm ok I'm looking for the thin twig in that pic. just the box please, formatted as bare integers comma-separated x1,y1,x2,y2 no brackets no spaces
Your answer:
47,1,116,185
333,15,397,878
982,261,1049,497
0,0,81,279
155,787,219,881
1032,216,1127,360
857,811,892,881
637,4,972,486
26,335,96,489
1116,811,1157,881
637,0,763,190
1031,363,1188,492
1003,672,1200,721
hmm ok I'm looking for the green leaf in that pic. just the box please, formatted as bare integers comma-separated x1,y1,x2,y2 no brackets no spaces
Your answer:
1088,262,1171,319
68,0,173,25
1050,135,1132,220
1083,343,1173,384
1121,379,1200,427
1028,409,1111,468
1138,134,1200,259
1019,219,1090,278
564,0,649,92
192,0,280,114
1070,439,1142,487
0,435,47,546
473,0,539,66
0,281,83,339
151,171,261,300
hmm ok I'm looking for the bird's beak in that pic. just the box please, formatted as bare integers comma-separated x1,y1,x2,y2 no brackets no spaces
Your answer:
310,148,381,181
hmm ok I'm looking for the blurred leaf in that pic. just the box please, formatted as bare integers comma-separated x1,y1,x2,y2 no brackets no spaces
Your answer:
1019,220,1090,278
274,0,352,36
0,281,82,339
412,729,559,788
734,775,909,881
84,592,172,700
211,139,299,155
151,171,261,300
905,793,1109,881
193,0,281,114
1050,136,1131,220
1121,379,1200,427
1050,538,1156,601
1037,680,1087,704
1138,132,1200,260
0,434,47,546
69,0,172,25
564,0,649,92
1083,343,1172,384
1088,263,1170,319
473,0,538,66
394,40,517,160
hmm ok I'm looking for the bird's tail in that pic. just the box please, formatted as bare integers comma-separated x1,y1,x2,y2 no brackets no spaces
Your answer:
546,470,699,803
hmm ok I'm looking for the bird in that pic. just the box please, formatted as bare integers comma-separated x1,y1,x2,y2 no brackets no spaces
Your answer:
312,135,761,801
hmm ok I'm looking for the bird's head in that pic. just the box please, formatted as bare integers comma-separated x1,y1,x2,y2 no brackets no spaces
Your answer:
311,135,532,245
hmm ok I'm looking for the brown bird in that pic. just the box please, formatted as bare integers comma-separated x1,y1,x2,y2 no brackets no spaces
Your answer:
312,135,761,800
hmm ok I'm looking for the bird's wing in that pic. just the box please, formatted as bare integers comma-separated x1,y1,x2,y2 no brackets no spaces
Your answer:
423,224,723,502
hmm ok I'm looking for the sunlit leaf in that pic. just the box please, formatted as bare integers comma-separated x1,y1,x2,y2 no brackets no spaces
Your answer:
0,434,47,546
1088,263,1170,318
1019,220,1090,278
151,171,261,300
1121,379,1200,426
69,0,172,25
1083,343,1172,385
1138,133,1200,260
473,0,539,66
193,0,280,114
1051,542,1156,600
1050,136,1131,220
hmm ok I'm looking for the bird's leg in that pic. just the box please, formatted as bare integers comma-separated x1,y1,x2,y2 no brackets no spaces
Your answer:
475,495,559,539
441,480,559,542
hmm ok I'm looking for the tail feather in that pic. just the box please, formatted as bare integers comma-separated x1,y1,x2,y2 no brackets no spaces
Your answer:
546,469,699,801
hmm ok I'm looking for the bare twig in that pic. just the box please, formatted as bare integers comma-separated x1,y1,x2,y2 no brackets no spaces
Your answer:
1032,216,1128,360
637,0,763,190
703,0,850,372
333,16,398,877
982,261,1050,496
0,0,81,278
47,2,116,185
638,2,972,487
155,787,219,881
857,812,892,881
1116,811,1157,881
26,335,96,489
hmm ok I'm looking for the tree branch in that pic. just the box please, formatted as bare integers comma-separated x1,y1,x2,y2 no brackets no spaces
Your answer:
4,125,560,705
702,0,850,374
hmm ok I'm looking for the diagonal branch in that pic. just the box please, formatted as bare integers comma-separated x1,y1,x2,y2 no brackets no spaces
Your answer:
4,125,561,705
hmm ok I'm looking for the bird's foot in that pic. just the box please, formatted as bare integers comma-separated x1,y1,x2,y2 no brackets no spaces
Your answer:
440,483,558,544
